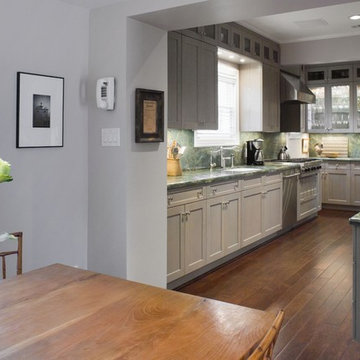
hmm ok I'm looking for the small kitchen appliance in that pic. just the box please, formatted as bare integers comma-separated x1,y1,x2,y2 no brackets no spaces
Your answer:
246,139,264,165
278,146,290,160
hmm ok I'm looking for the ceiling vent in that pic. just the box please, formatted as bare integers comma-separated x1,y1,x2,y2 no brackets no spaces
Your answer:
294,18,329,29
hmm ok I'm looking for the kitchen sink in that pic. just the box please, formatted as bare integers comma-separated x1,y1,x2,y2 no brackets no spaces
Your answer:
224,167,260,173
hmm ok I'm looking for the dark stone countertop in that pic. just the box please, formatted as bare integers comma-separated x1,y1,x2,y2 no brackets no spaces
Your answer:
167,163,300,191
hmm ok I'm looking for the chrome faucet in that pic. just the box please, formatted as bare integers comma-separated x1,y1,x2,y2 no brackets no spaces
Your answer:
209,149,220,170
220,146,235,168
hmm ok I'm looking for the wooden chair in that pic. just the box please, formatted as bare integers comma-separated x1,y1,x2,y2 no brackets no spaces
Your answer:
0,232,23,279
247,310,285,360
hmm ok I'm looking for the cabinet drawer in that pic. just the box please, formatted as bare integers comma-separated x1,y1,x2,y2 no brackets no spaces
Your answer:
264,173,282,185
207,181,240,198
351,162,360,171
168,187,206,207
326,161,350,171
243,176,262,190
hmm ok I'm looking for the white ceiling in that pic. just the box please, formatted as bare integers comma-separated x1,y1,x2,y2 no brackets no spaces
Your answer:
57,0,130,9
238,1,360,43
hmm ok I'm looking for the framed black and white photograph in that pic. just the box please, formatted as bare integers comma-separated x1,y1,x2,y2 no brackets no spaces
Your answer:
17,72,64,148
135,88,164,143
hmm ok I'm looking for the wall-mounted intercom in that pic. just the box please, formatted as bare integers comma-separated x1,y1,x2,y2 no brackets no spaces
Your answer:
96,77,115,111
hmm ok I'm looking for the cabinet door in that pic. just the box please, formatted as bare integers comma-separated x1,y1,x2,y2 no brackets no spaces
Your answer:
168,32,182,129
241,187,263,247
323,170,351,204
329,65,352,83
198,41,218,130
263,182,282,237
306,67,327,84
351,171,360,206
223,193,241,254
217,23,232,49
354,83,360,132
330,84,352,132
167,206,185,282
184,200,207,273
231,26,242,53
181,36,199,129
318,172,323,211
263,64,280,132
207,197,225,262
307,86,327,132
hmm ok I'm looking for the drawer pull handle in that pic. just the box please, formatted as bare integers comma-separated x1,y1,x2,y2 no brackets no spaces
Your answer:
168,196,174,205
212,189,217,194
197,191,203,199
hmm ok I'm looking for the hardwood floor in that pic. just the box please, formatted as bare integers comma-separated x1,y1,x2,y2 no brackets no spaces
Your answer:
178,209,360,360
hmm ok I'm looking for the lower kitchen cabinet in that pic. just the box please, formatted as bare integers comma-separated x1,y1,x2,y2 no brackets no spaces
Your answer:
263,182,283,237
167,206,185,282
207,193,241,262
167,200,206,282
242,180,282,247
323,170,351,205
241,187,263,247
185,200,207,273
352,170,360,206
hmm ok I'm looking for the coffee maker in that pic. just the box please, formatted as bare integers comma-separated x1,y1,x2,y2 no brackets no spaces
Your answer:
246,139,264,165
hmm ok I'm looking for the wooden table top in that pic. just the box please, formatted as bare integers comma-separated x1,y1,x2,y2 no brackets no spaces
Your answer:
0,264,274,360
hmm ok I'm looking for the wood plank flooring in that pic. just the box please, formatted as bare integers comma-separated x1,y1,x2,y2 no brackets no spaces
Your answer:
178,209,360,360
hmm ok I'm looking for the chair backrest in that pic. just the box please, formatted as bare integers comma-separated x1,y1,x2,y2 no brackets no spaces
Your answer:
247,310,285,360
0,232,23,279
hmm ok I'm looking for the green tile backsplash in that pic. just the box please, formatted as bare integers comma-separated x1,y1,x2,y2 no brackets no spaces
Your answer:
168,129,287,170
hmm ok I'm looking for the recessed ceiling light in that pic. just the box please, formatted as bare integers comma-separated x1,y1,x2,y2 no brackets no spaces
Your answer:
350,14,360,20
217,50,223,55
240,58,245,63
229,55,235,59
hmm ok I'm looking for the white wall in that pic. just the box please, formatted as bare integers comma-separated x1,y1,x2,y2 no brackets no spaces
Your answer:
281,35,360,65
0,0,89,273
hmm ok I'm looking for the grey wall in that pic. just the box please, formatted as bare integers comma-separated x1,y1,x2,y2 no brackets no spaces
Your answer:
88,5,167,287
0,0,89,273
281,35,360,65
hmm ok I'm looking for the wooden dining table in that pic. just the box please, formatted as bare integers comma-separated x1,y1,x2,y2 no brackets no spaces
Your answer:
0,264,274,359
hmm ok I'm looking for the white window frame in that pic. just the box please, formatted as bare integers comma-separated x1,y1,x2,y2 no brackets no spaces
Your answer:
194,61,240,147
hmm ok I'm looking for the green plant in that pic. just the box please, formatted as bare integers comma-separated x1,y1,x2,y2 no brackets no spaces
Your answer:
0,158,13,183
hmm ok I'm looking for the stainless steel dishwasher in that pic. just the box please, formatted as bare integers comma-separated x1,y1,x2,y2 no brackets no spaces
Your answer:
282,168,300,230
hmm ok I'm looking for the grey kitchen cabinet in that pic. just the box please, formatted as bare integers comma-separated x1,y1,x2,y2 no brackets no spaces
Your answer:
168,32,182,129
217,23,232,49
168,33,218,130
351,162,360,206
181,25,217,44
263,40,280,67
239,63,280,132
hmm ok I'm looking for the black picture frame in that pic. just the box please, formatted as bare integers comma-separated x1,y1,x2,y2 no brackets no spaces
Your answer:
17,72,64,148
135,88,164,143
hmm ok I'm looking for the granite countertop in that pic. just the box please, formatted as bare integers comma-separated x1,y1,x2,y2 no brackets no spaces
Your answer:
350,213,360,225
167,163,300,191
318,157,360,161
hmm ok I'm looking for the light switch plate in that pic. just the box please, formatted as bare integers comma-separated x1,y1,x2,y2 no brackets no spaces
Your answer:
101,128,120,147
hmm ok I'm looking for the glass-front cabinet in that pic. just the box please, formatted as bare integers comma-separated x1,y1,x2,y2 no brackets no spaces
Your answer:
307,86,326,131
330,84,351,131
355,84,360,131
307,84,353,132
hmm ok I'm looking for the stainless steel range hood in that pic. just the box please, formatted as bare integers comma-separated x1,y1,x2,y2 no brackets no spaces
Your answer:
280,71,315,104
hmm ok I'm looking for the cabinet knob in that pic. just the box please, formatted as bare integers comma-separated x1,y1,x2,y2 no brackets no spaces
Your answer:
197,191,203,199
168,196,173,205
212,188,217,194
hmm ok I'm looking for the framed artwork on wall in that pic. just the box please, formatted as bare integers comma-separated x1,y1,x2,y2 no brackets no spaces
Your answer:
135,88,164,143
17,72,64,148
302,138,309,153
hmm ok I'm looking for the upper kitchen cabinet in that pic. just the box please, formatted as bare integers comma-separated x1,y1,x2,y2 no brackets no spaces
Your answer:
239,62,280,132
168,32,218,130
181,25,217,45
355,83,360,131
306,62,359,133
217,23,232,49
263,40,280,67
